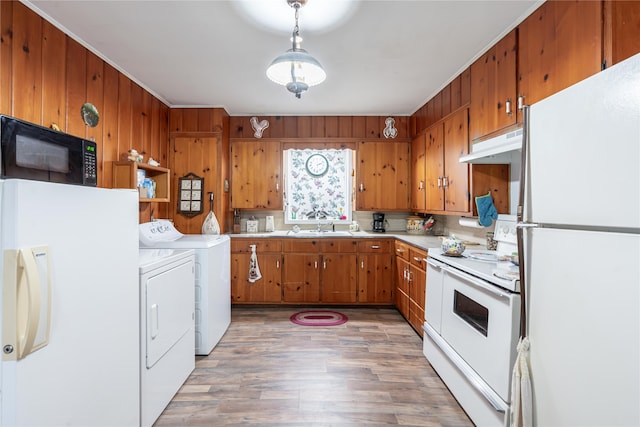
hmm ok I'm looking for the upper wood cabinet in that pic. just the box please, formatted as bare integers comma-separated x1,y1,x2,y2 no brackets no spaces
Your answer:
410,134,427,212
425,109,470,214
517,0,602,122
604,0,640,67
424,122,444,211
230,140,282,209
443,109,471,213
356,141,410,211
469,29,518,142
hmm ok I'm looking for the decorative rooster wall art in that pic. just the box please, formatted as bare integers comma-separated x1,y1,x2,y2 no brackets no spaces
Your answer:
250,116,269,138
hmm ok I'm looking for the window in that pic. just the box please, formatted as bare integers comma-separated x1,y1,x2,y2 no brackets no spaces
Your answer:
284,149,353,224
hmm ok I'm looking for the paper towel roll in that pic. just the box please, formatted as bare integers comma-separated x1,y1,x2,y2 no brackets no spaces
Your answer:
458,217,484,228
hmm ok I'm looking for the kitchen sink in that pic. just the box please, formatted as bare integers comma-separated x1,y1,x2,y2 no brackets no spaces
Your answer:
287,230,352,237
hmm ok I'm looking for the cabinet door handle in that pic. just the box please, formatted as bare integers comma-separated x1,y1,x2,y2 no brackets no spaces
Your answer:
314,261,318,269
275,183,279,193
359,183,364,192
418,180,424,190
396,248,405,254
276,260,280,269
437,177,442,188
413,256,422,262
371,245,380,249
442,176,448,188
323,260,327,269
361,261,364,269
517,95,525,110
506,98,512,116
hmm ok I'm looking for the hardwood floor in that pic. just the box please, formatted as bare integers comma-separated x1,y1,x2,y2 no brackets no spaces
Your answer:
154,306,473,427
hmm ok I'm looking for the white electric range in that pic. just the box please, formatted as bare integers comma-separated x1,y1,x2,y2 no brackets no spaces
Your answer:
423,215,521,427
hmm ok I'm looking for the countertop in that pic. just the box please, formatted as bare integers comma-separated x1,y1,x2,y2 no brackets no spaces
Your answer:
228,230,445,252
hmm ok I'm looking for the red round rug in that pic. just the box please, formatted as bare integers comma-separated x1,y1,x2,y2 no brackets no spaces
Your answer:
290,310,348,326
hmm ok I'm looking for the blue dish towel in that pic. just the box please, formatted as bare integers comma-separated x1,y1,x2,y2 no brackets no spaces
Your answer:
476,191,498,227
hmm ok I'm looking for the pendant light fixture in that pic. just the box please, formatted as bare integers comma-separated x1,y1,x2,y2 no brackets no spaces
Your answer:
266,0,326,99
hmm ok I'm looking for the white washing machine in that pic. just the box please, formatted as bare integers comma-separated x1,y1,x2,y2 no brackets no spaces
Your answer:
139,248,195,427
139,220,231,355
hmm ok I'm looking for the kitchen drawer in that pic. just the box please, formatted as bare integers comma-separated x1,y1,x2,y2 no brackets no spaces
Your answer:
231,238,282,253
319,240,358,253
283,239,320,253
394,241,410,261
409,247,428,270
357,240,392,253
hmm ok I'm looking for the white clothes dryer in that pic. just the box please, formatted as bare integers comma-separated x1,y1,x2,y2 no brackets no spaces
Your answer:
139,248,195,427
139,220,231,355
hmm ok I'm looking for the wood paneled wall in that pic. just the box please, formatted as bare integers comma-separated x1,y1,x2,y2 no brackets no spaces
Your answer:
229,115,410,140
0,1,170,221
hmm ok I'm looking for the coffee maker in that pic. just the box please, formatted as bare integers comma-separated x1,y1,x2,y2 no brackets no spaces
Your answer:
372,212,387,232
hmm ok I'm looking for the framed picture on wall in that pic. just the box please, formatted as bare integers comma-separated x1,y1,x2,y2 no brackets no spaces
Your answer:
178,173,204,217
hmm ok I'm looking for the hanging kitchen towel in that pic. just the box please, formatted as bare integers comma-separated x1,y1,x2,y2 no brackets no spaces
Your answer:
476,191,498,227
247,244,262,283
510,337,532,427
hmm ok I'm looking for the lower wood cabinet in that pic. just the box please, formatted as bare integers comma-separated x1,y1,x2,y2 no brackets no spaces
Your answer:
320,252,358,303
231,237,393,305
394,240,427,335
282,253,320,303
357,240,394,304
231,239,282,303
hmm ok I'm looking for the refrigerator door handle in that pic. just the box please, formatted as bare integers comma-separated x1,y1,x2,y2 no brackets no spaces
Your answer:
516,223,539,229
2,246,51,361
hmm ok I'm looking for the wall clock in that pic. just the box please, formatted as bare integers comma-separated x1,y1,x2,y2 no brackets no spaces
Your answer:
305,153,329,177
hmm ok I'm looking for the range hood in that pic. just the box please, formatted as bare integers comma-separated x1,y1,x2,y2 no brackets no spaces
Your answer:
460,128,523,164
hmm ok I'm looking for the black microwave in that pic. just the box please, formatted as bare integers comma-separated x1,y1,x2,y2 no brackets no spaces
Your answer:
0,115,97,186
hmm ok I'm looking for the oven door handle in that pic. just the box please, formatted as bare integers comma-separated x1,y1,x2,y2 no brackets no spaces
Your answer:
426,258,446,270
423,323,509,413
441,263,512,300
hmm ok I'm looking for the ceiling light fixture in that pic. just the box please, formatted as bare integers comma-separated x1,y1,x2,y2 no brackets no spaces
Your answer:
266,0,326,99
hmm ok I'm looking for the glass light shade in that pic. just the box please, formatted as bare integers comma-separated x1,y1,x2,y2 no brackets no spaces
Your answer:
266,49,326,87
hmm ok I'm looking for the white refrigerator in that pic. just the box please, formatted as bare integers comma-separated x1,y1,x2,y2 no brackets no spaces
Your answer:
0,179,140,426
520,53,640,426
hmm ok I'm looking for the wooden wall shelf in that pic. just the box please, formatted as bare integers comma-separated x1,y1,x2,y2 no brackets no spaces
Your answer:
112,161,170,203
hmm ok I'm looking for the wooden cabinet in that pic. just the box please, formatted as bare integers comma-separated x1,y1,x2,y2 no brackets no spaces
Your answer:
425,123,444,212
394,241,427,335
425,109,470,214
230,140,282,209
319,240,358,304
112,161,170,202
356,141,410,211
518,0,602,123
282,238,359,304
169,134,228,234
394,241,411,320
231,239,282,303
410,134,427,212
604,0,640,67
282,239,321,303
408,247,427,335
469,29,518,142
357,240,393,304
232,237,395,305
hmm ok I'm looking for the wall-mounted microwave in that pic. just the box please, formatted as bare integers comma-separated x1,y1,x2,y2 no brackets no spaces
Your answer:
0,115,97,186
